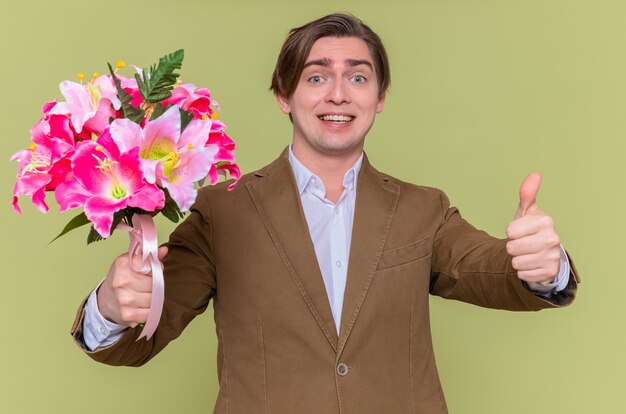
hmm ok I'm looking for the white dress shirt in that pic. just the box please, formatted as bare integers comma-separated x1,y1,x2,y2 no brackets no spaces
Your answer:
82,147,571,349
288,147,361,333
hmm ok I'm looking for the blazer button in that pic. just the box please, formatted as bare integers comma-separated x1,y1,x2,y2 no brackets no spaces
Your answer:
337,363,349,376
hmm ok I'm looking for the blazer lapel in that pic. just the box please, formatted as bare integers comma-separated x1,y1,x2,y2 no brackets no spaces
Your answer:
337,156,400,356
246,150,339,351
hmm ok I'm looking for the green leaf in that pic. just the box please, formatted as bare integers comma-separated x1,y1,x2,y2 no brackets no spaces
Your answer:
135,49,184,104
161,202,186,223
49,212,91,245
180,108,194,132
149,102,168,120
87,226,104,244
86,210,129,245
108,63,145,124
151,105,192,131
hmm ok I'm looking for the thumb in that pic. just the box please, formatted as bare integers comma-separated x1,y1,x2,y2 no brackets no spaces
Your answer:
157,245,168,261
515,172,542,219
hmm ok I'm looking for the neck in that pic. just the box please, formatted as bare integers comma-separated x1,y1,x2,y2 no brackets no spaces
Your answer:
292,142,362,177
291,141,362,203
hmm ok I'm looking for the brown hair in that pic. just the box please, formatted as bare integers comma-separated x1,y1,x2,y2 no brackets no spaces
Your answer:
270,13,390,100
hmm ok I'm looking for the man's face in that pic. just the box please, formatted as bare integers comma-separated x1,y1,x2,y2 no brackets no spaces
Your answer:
277,37,385,158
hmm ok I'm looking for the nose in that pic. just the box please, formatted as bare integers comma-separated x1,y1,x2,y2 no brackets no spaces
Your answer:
325,79,350,105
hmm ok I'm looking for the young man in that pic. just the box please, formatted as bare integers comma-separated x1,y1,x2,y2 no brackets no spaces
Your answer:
73,13,578,413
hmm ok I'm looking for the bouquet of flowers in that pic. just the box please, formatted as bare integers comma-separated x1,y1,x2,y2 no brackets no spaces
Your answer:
11,49,240,339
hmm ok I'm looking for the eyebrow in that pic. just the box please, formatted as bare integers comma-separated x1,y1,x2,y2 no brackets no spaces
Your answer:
303,58,331,69
303,58,374,71
346,59,373,70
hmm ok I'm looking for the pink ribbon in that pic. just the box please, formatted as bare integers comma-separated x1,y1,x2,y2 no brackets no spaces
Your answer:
117,214,164,340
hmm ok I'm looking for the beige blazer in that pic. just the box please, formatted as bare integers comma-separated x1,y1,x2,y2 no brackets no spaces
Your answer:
72,148,579,413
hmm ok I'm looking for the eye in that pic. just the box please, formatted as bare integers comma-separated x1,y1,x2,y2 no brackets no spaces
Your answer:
308,75,324,84
351,75,366,83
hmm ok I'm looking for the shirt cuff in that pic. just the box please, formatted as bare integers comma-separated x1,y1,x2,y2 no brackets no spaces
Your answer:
82,280,127,351
526,245,571,297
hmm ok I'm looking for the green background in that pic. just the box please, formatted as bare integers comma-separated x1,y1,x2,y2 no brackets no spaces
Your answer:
1,0,622,412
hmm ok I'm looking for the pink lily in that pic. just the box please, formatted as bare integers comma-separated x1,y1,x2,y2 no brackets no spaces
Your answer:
55,134,165,238
208,162,241,191
110,106,218,211
50,74,121,135
162,83,219,119
11,146,72,214
11,103,80,213
205,122,240,190
208,121,236,163
119,73,144,108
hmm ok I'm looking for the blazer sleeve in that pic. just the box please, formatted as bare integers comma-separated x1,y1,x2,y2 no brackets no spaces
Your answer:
429,190,579,311
70,192,217,366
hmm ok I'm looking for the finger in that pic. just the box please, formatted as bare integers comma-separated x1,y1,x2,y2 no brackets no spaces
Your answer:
513,250,560,277
120,308,150,326
118,292,153,310
506,214,553,240
132,308,149,324
130,252,148,270
506,238,543,257
128,272,154,293
157,245,168,261
511,253,548,272
515,172,542,219
130,246,168,270
111,270,153,293
516,268,558,284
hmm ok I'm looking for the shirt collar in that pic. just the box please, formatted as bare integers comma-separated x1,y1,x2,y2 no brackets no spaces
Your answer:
288,144,363,196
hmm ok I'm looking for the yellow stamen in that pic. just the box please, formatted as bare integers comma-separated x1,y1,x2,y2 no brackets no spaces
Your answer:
92,153,109,169
21,154,51,175
187,143,193,149
141,102,156,120
96,145,103,151
91,152,124,200
210,112,218,120
78,72,85,83
92,72,99,80
30,143,36,151
87,80,102,110
201,114,209,120
162,151,179,166
160,151,181,177
116,60,125,69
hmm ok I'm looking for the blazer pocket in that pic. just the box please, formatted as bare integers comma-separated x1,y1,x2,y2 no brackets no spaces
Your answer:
377,237,432,271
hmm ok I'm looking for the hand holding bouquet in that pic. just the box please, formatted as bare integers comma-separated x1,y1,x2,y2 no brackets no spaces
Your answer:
11,50,240,339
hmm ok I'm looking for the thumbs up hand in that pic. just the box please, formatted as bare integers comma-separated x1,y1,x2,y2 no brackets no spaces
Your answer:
505,173,561,285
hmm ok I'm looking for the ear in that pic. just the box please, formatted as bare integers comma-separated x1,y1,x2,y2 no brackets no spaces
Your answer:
375,93,386,113
275,94,291,115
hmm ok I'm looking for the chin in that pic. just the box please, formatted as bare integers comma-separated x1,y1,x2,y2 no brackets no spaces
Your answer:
316,140,363,155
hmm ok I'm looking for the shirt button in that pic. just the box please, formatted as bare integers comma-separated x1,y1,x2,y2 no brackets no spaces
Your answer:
336,260,343,268
337,363,349,376
99,326,107,335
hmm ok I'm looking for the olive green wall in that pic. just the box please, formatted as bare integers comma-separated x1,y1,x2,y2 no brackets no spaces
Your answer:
1,1,622,412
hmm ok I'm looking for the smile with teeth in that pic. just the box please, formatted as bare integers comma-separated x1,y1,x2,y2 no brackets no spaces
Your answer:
318,114,354,123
